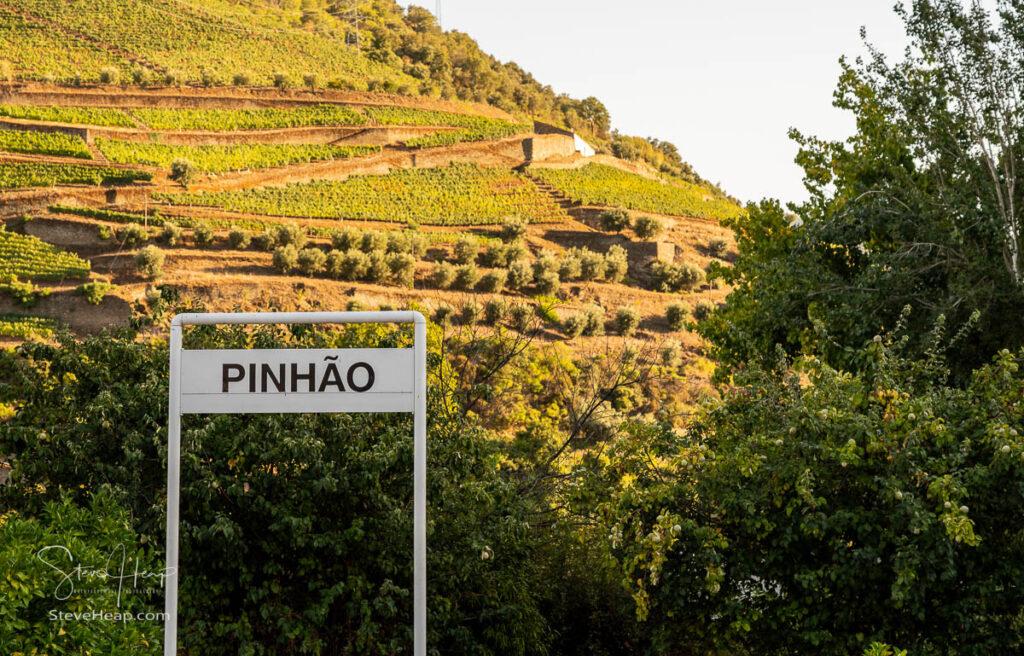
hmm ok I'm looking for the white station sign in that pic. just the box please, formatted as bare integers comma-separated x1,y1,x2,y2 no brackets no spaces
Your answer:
180,348,414,414
164,311,428,656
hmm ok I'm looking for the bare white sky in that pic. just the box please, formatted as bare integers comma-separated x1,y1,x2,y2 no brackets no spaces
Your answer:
398,0,910,204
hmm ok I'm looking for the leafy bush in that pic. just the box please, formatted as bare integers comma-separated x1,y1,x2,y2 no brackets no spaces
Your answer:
134,245,165,279
535,270,560,296
580,250,608,281
707,237,728,257
558,251,582,281
169,158,198,187
692,299,716,322
603,343,1024,655
500,217,528,243
192,221,214,247
479,269,507,293
228,227,251,249
0,276,51,308
666,302,691,331
232,70,253,86
459,300,481,325
661,339,683,367
484,297,508,325
273,71,293,89
161,222,183,246
296,247,327,275
454,237,479,265
332,228,362,251
454,264,481,290
0,491,162,654
99,66,120,84
581,304,606,336
509,303,532,332
76,280,117,305
117,222,149,247
433,302,455,326
605,245,629,283
272,244,299,273
599,208,631,232
508,259,534,290
480,243,508,267
365,250,389,282
505,243,530,264
361,231,388,253
651,261,705,292
633,215,663,240
615,307,640,336
328,249,369,281
252,231,276,251
388,252,416,288
275,222,307,249
431,262,455,289
562,313,586,339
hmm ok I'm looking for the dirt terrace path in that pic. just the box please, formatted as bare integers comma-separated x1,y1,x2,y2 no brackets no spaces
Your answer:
0,83,516,122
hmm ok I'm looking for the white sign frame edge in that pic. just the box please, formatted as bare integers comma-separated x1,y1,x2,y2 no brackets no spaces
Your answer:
164,311,427,656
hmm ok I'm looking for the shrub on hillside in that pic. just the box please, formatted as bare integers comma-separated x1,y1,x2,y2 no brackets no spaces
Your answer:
303,73,322,90
666,301,691,331
693,299,716,321
296,247,327,275
633,215,663,240
233,70,253,86
164,69,185,86
454,238,479,265
332,228,362,251
708,237,729,257
504,243,530,264
228,227,251,250
365,250,390,283
581,304,605,336
76,281,117,305
170,158,198,188
134,245,165,279
507,259,534,290
117,222,149,247
580,250,608,281
459,299,481,325
273,71,293,89
484,297,507,325
558,251,582,281
605,245,629,283
329,249,369,281
161,222,183,246
535,270,560,296
614,307,640,337
500,217,527,243
661,339,683,367
433,302,455,326
562,313,586,339
481,243,509,267
192,222,215,248
130,66,150,85
99,66,120,84
431,262,455,289
599,208,630,232
272,245,299,273
388,252,416,288
275,223,307,249
479,269,507,293
361,231,387,253
651,260,705,292
509,303,532,332
252,231,276,251
454,264,481,291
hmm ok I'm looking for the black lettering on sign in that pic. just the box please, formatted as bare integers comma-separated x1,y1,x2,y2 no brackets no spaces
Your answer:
261,363,285,393
318,359,345,392
291,362,315,393
249,363,257,393
347,362,375,392
222,364,245,392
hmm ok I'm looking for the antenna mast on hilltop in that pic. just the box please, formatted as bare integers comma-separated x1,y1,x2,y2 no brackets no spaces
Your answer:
337,0,361,54
436,0,442,30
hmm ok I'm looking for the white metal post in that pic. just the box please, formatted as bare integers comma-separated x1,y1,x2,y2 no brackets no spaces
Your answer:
413,314,427,656
163,320,182,656
163,311,427,656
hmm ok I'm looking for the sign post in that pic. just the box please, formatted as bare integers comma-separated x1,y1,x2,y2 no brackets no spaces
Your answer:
164,311,427,656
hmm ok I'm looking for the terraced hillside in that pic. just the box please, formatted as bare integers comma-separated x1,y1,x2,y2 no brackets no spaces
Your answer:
0,84,740,375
